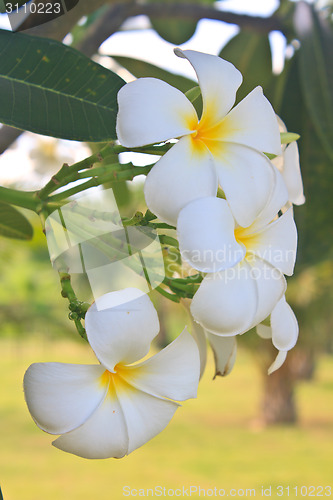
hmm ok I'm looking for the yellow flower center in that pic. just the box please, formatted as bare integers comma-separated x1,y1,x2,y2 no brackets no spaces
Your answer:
234,226,259,257
99,365,130,397
187,112,228,157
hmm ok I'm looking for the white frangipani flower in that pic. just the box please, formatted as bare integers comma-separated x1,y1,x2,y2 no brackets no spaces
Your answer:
23,288,200,459
257,295,299,374
273,117,305,206
177,181,297,336
116,49,282,227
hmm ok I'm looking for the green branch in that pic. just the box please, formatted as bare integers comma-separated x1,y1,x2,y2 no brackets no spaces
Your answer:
59,272,89,341
0,186,39,212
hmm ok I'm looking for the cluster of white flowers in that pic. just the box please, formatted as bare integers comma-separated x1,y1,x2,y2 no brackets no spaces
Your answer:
117,48,305,375
24,49,305,460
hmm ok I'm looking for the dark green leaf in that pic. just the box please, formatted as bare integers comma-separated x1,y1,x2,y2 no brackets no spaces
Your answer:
219,30,273,103
277,55,333,268
0,202,33,240
150,17,197,45
146,0,198,44
112,56,195,93
185,86,201,103
294,2,333,160
0,29,125,141
146,0,216,44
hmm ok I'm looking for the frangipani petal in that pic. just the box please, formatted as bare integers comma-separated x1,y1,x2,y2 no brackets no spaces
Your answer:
249,166,288,231
53,382,128,459
273,117,305,206
116,77,196,147
85,289,160,372
247,208,298,276
276,115,287,134
214,144,276,227
191,321,207,380
221,87,282,155
23,363,106,435
119,328,200,401
177,197,244,272
175,49,242,122
207,333,237,377
247,257,286,328
144,136,218,226
279,142,305,206
268,350,288,375
114,377,179,454
271,296,299,351
191,261,258,336
256,323,272,339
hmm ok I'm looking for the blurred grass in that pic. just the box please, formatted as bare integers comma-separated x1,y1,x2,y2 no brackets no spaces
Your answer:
0,338,332,500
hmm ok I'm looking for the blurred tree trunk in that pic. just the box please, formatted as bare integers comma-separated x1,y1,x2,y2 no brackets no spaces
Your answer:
260,346,297,425
290,348,315,381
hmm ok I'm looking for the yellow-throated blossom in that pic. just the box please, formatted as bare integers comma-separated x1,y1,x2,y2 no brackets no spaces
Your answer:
23,288,200,459
116,49,282,227
257,295,299,374
177,181,297,336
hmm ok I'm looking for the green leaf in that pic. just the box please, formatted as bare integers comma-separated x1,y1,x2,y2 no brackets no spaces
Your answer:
280,132,300,144
294,2,333,160
146,0,197,45
0,29,125,141
150,17,197,46
277,56,333,268
112,56,195,93
185,85,202,117
0,202,33,240
146,0,217,44
219,31,273,103
185,86,201,104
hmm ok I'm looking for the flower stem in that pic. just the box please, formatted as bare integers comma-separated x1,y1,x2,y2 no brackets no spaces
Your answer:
59,272,88,341
0,186,39,212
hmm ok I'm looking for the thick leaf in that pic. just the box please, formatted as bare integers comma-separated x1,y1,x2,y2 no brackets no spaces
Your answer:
112,56,195,93
147,0,197,44
219,30,273,103
0,29,125,141
294,2,333,160
0,202,33,240
150,17,197,46
277,55,333,268
147,0,216,44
